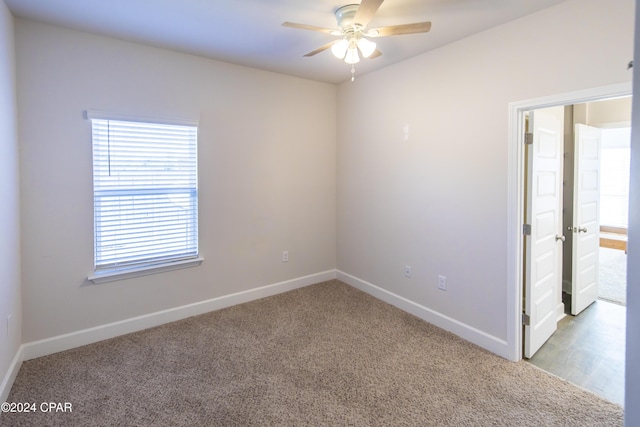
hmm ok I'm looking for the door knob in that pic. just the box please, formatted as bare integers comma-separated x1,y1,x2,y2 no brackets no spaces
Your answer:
577,226,588,233
555,234,566,242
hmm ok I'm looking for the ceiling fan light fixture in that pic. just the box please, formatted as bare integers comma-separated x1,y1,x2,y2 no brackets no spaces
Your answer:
283,0,433,81
357,37,376,58
344,44,360,64
331,38,349,59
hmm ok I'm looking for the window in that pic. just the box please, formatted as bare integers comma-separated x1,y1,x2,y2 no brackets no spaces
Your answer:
600,127,631,228
86,111,201,283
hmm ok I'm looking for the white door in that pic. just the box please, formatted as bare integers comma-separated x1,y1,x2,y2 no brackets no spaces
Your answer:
524,107,564,358
571,124,602,315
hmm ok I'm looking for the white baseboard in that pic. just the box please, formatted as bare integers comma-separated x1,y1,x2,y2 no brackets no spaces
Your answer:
0,345,24,403
22,270,336,361
16,269,509,393
336,270,510,359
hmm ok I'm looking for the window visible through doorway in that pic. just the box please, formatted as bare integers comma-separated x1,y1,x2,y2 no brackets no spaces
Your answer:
600,127,630,228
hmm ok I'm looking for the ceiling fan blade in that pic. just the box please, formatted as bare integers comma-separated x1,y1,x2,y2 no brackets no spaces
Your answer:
304,41,338,57
371,22,432,37
354,0,384,27
282,22,337,34
369,49,382,59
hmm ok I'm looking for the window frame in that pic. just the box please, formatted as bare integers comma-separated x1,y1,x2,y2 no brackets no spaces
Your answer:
85,110,203,284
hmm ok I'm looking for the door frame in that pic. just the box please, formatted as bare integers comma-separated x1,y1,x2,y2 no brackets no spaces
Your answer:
506,82,631,361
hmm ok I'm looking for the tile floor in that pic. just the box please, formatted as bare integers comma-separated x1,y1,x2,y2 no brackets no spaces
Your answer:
528,298,626,406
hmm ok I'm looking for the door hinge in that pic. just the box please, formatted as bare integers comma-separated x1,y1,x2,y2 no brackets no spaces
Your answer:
522,313,530,326
524,133,533,145
523,224,532,235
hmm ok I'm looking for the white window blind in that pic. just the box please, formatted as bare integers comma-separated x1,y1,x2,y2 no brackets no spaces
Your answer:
89,113,198,272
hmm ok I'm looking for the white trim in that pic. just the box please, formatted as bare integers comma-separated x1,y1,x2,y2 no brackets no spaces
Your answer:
507,82,632,362
88,257,204,284
336,270,510,359
84,109,199,127
0,345,24,403
557,304,567,323
23,270,337,361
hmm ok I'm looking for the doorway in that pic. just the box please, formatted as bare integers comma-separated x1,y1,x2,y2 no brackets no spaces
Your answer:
507,82,631,364
518,93,630,405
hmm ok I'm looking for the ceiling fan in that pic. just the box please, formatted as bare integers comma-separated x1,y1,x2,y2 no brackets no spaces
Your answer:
283,0,432,80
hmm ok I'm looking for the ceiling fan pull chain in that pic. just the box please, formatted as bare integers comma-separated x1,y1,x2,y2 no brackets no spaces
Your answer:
351,65,356,81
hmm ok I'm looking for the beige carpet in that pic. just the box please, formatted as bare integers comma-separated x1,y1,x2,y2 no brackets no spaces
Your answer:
2,280,623,426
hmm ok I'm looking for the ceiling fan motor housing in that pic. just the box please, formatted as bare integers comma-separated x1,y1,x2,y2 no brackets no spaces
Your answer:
335,5,361,31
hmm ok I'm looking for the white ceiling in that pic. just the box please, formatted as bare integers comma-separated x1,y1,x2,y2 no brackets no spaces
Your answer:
5,0,568,84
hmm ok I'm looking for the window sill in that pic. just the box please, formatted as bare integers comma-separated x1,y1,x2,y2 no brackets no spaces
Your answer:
88,257,204,284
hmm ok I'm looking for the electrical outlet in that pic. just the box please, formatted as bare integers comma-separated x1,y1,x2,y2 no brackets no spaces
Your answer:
282,251,289,262
404,265,412,278
438,275,447,291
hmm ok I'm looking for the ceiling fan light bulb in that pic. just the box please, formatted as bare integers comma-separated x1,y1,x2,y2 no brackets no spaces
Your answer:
357,37,376,58
331,39,349,59
344,46,360,64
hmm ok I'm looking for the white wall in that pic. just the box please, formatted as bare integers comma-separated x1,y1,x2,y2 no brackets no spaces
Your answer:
336,0,634,357
15,19,337,343
0,0,21,401
625,0,640,422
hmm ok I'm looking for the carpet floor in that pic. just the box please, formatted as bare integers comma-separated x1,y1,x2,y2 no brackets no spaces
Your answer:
1,280,623,426
598,247,627,306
